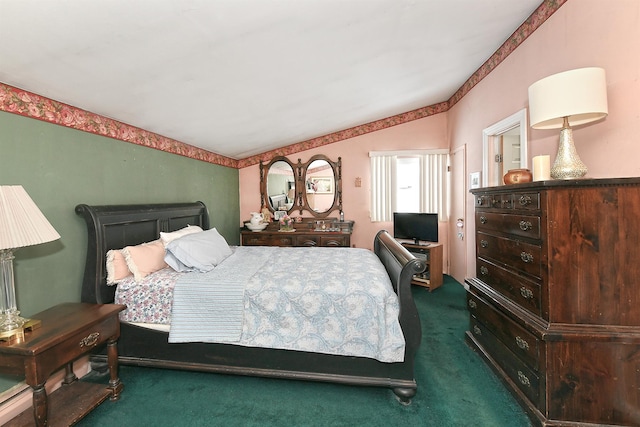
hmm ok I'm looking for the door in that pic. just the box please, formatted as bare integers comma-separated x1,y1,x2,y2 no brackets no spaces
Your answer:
449,145,466,284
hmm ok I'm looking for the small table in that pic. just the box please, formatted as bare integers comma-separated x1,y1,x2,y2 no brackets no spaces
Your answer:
401,243,444,291
0,303,126,427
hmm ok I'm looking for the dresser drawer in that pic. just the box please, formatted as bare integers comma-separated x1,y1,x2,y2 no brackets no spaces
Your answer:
467,290,540,369
477,232,542,278
475,192,540,212
476,258,542,317
469,315,541,406
476,212,541,240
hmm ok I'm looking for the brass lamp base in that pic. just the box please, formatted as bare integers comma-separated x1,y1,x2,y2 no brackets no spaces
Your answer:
550,118,588,179
0,318,41,343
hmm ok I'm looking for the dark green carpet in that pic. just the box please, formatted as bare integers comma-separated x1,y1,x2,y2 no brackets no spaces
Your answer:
78,276,531,426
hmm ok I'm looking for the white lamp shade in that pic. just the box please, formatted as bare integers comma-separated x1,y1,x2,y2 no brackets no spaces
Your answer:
0,186,60,250
528,67,608,129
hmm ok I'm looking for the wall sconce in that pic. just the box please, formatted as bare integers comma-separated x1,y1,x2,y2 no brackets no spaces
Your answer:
0,186,60,339
528,67,608,179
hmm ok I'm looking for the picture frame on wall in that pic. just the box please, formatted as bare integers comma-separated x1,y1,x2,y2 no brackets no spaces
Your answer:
470,172,481,189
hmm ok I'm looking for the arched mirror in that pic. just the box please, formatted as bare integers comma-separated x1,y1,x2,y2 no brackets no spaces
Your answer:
260,156,296,213
482,109,528,187
301,155,342,218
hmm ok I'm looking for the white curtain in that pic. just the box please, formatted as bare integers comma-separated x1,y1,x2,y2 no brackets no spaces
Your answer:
420,153,449,222
370,155,396,222
370,150,449,222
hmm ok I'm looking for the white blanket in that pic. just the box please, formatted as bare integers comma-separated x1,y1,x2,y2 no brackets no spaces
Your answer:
169,246,275,343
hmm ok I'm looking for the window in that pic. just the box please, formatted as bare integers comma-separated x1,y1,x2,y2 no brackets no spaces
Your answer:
370,150,449,222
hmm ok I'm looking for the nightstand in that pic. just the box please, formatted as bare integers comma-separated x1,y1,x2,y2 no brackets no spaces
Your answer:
0,303,126,427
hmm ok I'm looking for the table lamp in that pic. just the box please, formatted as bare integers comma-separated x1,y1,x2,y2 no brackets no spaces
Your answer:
0,185,60,338
528,67,608,179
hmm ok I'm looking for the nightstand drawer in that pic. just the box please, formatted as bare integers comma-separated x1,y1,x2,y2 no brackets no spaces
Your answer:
477,232,542,278
476,258,542,317
34,315,119,377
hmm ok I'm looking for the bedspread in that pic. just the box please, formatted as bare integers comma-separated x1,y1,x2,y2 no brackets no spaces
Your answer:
115,246,405,362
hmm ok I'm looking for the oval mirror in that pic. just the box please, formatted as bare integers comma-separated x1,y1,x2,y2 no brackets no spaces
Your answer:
304,158,336,214
260,157,296,213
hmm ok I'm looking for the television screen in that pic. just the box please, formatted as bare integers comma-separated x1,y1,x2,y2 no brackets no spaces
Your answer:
393,212,438,245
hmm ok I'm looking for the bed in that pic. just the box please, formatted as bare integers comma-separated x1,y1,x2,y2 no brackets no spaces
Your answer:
75,202,426,403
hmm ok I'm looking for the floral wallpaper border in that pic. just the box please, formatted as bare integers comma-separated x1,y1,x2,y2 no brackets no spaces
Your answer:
0,0,564,170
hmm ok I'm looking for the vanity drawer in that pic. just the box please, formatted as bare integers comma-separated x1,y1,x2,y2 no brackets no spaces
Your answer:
477,232,542,278
242,233,294,246
469,315,541,406
467,290,540,369
476,212,541,240
320,235,349,247
476,258,542,317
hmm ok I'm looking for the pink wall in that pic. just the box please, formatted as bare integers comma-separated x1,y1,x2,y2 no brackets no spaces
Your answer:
448,0,640,279
240,0,640,282
239,113,449,257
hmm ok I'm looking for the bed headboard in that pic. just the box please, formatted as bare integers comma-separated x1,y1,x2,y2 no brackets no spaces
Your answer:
75,202,209,304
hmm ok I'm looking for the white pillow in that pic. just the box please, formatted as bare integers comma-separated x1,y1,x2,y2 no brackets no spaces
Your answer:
164,228,232,273
160,225,203,246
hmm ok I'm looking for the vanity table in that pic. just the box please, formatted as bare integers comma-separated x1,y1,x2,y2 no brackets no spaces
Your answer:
241,220,354,247
252,154,353,248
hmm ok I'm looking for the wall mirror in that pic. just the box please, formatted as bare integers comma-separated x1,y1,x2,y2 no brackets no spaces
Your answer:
301,155,342,218
482,108,528,187
259,155,342,218
260,156,296,213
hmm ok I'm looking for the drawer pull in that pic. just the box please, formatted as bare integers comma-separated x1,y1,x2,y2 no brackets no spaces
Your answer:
519,195,532,206
520,287,534,299
517,371,531,387
473,325,482,336
519,220,532,231
468,300,477,309
502,199,512,208
480,266,489,276
480,240,488,248
476,196,484,205
520,252,534,263
480,215,487,224
80,332,100,348
515,336,530,351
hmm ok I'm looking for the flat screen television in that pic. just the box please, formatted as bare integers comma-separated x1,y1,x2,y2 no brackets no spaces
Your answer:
393,212,438,245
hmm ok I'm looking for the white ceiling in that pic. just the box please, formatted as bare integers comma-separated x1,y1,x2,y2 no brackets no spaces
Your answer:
0,0,542,160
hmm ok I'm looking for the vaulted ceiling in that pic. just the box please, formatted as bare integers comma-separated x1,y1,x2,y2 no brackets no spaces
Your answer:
0,0,543,160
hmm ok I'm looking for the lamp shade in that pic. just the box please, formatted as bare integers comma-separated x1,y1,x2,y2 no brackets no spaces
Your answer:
528,67,608,129
0,186,60,250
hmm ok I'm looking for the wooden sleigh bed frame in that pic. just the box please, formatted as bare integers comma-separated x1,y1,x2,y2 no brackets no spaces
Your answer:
76,202,426,403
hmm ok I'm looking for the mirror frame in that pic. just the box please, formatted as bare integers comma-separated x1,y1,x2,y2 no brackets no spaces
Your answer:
259,155,343,219
260,156,297,214
482,108,528,187
299,155,342,218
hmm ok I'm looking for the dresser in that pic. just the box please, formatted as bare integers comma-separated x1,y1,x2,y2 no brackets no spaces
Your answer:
241,220,354,247
466,178,640,427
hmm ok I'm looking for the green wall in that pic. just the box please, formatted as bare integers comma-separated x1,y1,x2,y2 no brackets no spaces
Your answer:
0,111,240,391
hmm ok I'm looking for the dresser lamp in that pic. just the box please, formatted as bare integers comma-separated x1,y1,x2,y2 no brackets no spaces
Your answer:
0,185,60,339
528,67,608,179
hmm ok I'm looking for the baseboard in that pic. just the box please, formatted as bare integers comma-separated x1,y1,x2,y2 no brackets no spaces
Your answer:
0,356,91,425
